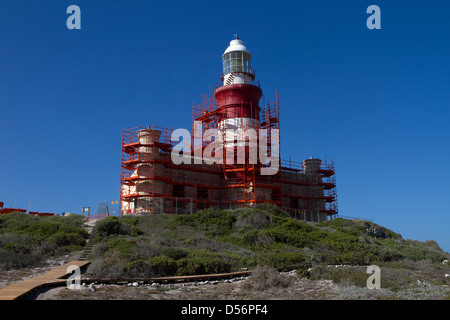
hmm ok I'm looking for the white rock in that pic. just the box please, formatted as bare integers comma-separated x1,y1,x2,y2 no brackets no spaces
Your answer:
445,274,450,278
132,282,139,287
443,260,449,264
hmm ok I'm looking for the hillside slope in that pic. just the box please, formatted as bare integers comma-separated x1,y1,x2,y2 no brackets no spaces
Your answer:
0,212,88,271
85,203,449,279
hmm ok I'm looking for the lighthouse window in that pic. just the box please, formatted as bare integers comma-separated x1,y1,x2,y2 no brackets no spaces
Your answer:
231,59,243,73
223,60,231,75
223,52,252,75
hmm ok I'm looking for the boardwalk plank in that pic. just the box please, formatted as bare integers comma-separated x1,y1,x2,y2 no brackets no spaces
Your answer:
0,261,90,300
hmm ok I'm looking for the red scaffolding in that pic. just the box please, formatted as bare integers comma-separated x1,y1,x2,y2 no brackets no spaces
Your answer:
120,91,338,220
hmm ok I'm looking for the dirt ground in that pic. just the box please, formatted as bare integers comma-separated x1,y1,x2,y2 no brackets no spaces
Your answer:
0,267,51,290
26,269,450,300
31,273,341,300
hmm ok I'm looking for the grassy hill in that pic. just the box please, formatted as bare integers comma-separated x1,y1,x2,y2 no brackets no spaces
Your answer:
86,203,449,279
0,212,88,270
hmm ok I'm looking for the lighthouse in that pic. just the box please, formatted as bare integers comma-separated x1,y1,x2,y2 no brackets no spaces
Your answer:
215,37,263,163
120,36,338,220
213,36,267,205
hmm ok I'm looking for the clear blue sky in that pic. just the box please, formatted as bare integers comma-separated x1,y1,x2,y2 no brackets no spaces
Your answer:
1,1,449,252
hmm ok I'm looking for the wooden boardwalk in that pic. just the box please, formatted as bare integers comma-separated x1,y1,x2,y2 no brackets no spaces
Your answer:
0,261,90,300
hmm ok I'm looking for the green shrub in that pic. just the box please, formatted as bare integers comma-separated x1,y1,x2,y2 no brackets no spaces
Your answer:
263,219,315,248
161,247,187,260
50,231,86,247
239,230,274,249
32,241,57,256
149,256,178,276
95,216,131,237
121,216,140,236
195,208,236,236
59,244,85,253
123,259,154,278
234,209,272,231
318,231,368,252
329,267,368,287
25,221,60,239
0,248,42,270
258,251,306,267
243,265,292,290
0,212,39,233
256,203,290,218
105,237,137,258
308,264,368,286
88,251,126,279
0,212,88,270
176,249,230,275
0,233,33,254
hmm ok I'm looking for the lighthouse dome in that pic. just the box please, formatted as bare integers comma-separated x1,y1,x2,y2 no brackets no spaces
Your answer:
222,37,254,84
223,38,251,57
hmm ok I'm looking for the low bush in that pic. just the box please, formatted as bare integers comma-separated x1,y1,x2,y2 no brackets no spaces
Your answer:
149,256,178,276
255,203,290,218
308,265,367,287
0,212,88,270
258,251,306,267
51,231,86,247
161,247,188,260
94,217,131,237
88,251,126,279
123,259,155,278
234,209,272,231
0,248,42,270
176,249,230,275
246,230,274,248
104,237,137,259
243,265,291,290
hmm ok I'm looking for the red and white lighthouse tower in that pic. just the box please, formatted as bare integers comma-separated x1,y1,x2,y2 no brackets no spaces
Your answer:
214,36,263,164
213,36,271,206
